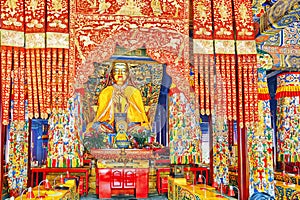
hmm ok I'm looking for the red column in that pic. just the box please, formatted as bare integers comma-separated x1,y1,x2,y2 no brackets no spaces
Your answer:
237,126,249,200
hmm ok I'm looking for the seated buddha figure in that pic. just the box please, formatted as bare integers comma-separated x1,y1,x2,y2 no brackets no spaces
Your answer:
89,62,150,133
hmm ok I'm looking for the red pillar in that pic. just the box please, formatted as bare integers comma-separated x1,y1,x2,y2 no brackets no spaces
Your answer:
237,126,249,200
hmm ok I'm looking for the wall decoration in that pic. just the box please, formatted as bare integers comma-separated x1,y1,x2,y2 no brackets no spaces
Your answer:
192,0,213,116
69,0,190,96
7,101,29,193
169,84,202,164
69,0,202,164
259,0,299,35
211,73,230,185
47,96,84,168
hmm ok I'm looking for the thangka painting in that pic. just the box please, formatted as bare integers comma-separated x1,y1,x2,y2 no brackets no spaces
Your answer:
80,53,164,150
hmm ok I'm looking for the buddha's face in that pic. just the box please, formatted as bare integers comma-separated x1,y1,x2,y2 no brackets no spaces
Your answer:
112,63,129,85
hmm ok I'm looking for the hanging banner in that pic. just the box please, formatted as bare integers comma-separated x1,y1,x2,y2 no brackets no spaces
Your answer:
24,0,47,119
277,73,300,162
276,72,300,99
212,0,236,121
24,0,46,48
0,0,25,47
193,0,213,116
233,0,258,127
0,47,12,125
46,0,69,48
210,0,235,186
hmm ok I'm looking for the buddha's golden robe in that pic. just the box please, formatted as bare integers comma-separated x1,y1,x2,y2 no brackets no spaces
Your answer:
94,85,149,129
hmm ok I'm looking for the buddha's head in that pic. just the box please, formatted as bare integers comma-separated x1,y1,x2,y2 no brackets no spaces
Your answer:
112,62,129,86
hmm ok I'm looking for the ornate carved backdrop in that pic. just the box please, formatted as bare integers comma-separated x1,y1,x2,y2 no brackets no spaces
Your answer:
81,56,164,149
70,0,202,164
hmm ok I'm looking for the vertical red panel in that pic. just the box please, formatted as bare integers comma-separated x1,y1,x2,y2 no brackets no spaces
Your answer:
13,48,20,121
193,0,213,115
0,0,24,32
1,47,11,125
35,49,45,118
24,0,46,119
26,49,34,119
63,49,70,109
46,0,69,34
212,0,234,41
19,49,25,121
233,0,255,41
193,0,213,40
198,55,205,115
57,49,63,109
31,49,40,118
51,49,58,110
40,48,48,118
232,0,257,127
45,49,52,113
230,55,237,120
203,55,210,115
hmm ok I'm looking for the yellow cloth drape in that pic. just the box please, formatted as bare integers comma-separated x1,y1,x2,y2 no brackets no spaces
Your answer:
95,85,149,127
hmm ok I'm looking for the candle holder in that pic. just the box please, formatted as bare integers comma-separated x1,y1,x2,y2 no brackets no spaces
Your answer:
20,187,35,200
198,174,206,185
53,174,64,185
293,166,300,176
170,164,185,178
212,180,218,188
228,185,240,200
38,179,52,197
185,169,194,185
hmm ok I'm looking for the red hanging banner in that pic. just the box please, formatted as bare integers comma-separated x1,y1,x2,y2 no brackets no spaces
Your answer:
212,0,236,122
233,0,258,127
24,0,46,48
46,0,69,48
1,47,11,125
193,0,213,115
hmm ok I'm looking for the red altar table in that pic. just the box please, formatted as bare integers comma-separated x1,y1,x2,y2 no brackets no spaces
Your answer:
30,167,89,196
96,168,149,199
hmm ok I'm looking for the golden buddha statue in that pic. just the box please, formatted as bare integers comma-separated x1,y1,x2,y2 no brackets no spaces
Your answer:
89,62,149,133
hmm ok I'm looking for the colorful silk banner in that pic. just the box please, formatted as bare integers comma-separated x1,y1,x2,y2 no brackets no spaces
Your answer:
258,68,271,101
169,84,202,165
46,0,69,48
277,73,300,163
276,72,300,99
248,68,274,197
24,0,46,48
47,96,84,168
